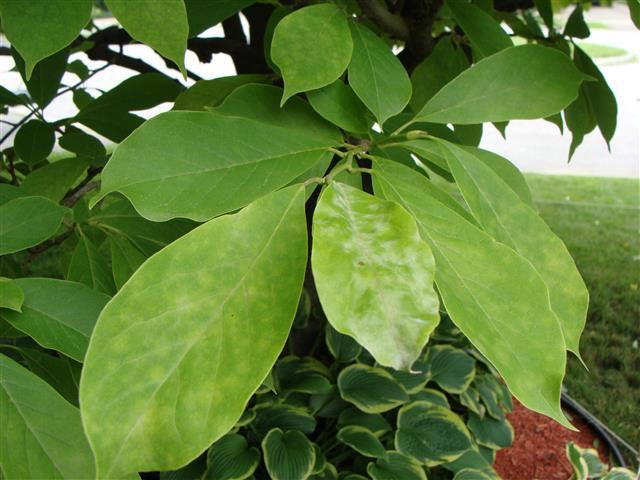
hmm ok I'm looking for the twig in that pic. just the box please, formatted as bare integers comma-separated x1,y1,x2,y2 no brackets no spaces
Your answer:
357,0,409,39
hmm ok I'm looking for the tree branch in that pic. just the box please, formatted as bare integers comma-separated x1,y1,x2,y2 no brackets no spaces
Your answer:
357,0,409,40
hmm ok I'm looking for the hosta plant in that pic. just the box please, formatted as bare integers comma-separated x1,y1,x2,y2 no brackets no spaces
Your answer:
0,0,630,478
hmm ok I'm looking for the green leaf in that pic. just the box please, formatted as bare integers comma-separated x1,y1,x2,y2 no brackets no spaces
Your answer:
105,0,188,75
108,234,146,290
395,401,472,464
275,356,332,395
14,120,55,166
337,407,392,437
253,403,317,436
411,388,450,409
0,278,109,362
453,469,496,480
0,354,95,478
337,364,409,414
337,426,387,458
474,375,505,420
443,445,497,477
410,36,468,112
628,0,640,29
0,277,23,312
307,80,371,133
67,231,116,295
59,128,107,160
0,196,67,255
438,140,588,357
414,45,586,124
386,359,430,394
204,434,260,480
12,47,69,108
185,0,255,37
603,468,636,480
22,157,89,203
262,429,316,480
271,3,353,104
459,387,485,417
564,4,590,38
0,0,90,78
373,158,570,427
424,345,476,394
0,185,27,206
312,182,439,370
567,442,590,480
467,412,513,449
446,0,513,59
325,323,361,363
565,83,597,159
93,110,338,221
534,0,553,29
174,75,270,111
367,452,427,480
0,84,23,107
348,22,411,125
80,186,308,477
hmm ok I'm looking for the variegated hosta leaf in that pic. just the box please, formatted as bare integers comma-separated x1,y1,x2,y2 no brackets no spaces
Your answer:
411,388,450,409
367,452,427,480
454,468,496,480
467,413,514,449
395,401,472,465
326,324,362,363
459,387,486,418
603,468,637,480
443,445,497,477
338,364,409,414
80,186,308,477
204,434,260,480
275,356,333,395
312,182,440,370
567,442,590,480
474,375,506,420
262,428,316,480
252,403,317,436
423,345,476,394
337,426,387,459
386,359,430,394
337,407,392,437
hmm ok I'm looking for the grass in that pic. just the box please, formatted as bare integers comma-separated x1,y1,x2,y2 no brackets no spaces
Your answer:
576,42,629,59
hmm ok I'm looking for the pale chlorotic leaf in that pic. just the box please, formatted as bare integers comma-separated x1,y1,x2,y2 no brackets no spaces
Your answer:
337,364,409,414
262,428,316,480
0,278,109,362
204,434,260,480
0,196,68,255
414,45,587,124
348,22,411,126
0,278,23,312
80,186,308,477
372,158,570,427
92,111,339,221
67,231,116,295
438,140,588,357
446,0,513,59
467,412,514,449
395,401,472,465
312,182,440,370
0,354,95,479
105,0,188,75
271,3,353,104
14,120,55,166
22,157,89,203
184,0,255,37
307,80,371,133
337,426,387,459
423,345,476,394
367,452,426,480
0,0,91,78
173,75,270,111
108,234,147,290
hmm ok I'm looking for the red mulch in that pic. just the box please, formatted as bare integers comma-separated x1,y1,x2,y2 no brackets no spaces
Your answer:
494,399,609,479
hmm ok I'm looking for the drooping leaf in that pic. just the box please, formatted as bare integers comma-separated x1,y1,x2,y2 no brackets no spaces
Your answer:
395,401,472,464
534,0,554,29
348,22,411,125
13,120,55,166
185,0,255,37
80,186,308,477
0,0,90,78
67,231,116,295
367,452,427,480
204,434,260,480
564,4,590,38
312,182,439,370
373,158,570,426
467,412,514,449
262,429,316,480
271,3,353,103
446,0,513,59
0,196,68,255
22,157,89,203
17,347,81,405
0,278,109,362
423,345,476,394
307,80,371,133
337,426,387,458
337,364,409,414
93,110,338,221
12,47,69,108
0,278,23,312
0,354,95,478
414,45,586,124
173,75,270,111
105,0,188,75
325,323,362,363
108,234,147,290
565,83,597,159
438,140,588,357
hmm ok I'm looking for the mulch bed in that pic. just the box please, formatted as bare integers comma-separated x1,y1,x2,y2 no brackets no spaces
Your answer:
494,399,609,479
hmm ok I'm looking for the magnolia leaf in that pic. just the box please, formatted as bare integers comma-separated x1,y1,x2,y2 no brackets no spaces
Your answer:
204,434,260,480
80,186,307,477
173,75,270,111
252,403,317,436
348,23,411,125
185,0,255,37
414,45,586,124
337,408,392,437
373,158,570,427
14,120,55,166
565,84,597,159
262,429,316,480
271,3,353,104
0,196,68,255
467,413,513,449
367,452,427,480
108,234,147,290
439,140,588,357
0,278,23,312
411,388,450,409
307,80,371,133
312,182,439,370
337,364,409,414
337,426,387,458
67,231,116,295
0,0,90,78
59,129,106,160
424,345,476,394
93,110,338,221
105,0,188,75
0,185,27,206
395,401,472,465
564,5,590,38
22,157,89,203
0,278,109,362
12,47,70,109
325,324,362,363
0,354,95,478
